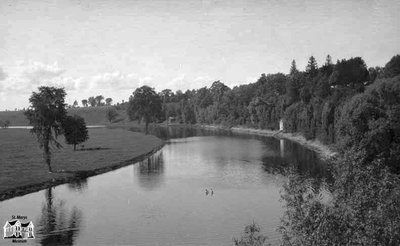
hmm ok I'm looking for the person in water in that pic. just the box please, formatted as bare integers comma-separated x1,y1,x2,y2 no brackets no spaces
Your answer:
210,188,214,196
205,189,209,195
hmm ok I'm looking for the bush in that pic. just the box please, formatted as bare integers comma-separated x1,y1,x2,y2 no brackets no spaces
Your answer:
62,115,89,151
0,120,10,128
233,222,270,246
106,107,118,123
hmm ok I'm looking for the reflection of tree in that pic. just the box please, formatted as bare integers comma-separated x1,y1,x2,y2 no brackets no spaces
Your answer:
135,151,165,190
36,188,83,246
261,139,329,178
67,178,88,193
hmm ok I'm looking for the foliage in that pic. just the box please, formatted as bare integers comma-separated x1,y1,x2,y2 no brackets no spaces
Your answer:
62,115,89,151
88,96,96,107
81,99,88,107
337,75,400,172
0,119,10,128
290,59,298,75
233,222,270,246
24,86,67,172
329,57,369,89
95,95,104,106
279,151,400,246
105,97,113,106
384,54,400,78
106,107,118,123
127,86,162,133
305,56,318,77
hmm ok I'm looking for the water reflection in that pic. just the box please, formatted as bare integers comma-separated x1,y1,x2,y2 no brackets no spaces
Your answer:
35,188,83,246
67,178,88,193
134,151,165,190
261,138,329,178
129,125,232,140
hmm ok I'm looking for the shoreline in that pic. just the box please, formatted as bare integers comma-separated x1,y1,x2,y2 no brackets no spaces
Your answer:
198,124,338,161
0,129,165,202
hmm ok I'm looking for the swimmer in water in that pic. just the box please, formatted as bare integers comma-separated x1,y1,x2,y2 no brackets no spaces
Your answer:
205,189,209,195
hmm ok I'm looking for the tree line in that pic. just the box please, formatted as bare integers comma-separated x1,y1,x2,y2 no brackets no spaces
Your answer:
71,95,113,108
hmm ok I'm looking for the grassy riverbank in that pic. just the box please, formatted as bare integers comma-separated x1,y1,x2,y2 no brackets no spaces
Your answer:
0,127,163,201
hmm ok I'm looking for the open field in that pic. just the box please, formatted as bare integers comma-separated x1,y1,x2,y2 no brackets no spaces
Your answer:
0,106,129,126
0,127,163,201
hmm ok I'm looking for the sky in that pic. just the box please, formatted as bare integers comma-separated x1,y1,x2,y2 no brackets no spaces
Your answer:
0,0,399,110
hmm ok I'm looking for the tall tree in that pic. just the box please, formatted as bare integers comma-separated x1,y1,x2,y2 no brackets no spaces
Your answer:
290,59,299,75
95,95,104,106
72,100,78,108
325,54,332,66
105,98,113,106
81,99,88,107
306,56,318,77
329,57,369,89
88,97,96,107
127,86,162,134
383,54,400,78
62,115,89,151
24,86,67,172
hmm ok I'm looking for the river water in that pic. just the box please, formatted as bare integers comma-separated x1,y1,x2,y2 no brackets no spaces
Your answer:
0,126,329,245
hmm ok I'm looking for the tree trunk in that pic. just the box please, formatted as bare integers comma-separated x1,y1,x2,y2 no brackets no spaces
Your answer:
44,129,52,173
44,141,52,173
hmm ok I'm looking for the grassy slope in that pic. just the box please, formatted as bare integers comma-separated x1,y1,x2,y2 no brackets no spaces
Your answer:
0,128,162,199
0,106,128,126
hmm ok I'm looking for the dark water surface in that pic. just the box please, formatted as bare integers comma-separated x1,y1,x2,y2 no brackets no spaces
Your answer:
0,126,329,245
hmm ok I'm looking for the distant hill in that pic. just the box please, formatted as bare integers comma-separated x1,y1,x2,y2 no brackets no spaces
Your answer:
0,106,128,126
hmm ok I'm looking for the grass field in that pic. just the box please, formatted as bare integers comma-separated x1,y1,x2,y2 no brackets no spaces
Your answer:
0,106,129,126
0,127,163,200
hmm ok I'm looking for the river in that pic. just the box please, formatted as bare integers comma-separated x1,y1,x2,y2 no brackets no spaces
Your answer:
0,126,330,245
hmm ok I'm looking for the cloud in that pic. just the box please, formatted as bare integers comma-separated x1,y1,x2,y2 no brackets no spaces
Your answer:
88,71,141,91
22,61,65,84
0,67,7,81
165,74,214,91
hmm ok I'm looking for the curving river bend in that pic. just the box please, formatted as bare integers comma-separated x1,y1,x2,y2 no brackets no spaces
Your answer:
0,126,330,245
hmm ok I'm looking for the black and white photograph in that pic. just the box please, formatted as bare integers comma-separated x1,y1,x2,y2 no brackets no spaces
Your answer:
1,0,400,245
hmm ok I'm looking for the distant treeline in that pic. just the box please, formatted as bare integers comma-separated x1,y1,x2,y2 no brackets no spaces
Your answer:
156,55,399,143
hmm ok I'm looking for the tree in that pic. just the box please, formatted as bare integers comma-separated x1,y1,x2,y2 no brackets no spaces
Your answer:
95,95,104,106
383,54,400,78
0,120,10,128
105,98,112,106
329,57,369,88
24,86,67,172
290,59,298,75
306,56,318,77
233,222,269,246
81,99,88,107
106,107,118,123
127,86,162,134
72,100,78,108
62,115,89,151
88,97,96,107
325,54,332,66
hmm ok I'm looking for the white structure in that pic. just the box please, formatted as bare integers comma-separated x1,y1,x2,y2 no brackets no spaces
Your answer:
3,220,34,239
3,220,21,238
279,119,284,131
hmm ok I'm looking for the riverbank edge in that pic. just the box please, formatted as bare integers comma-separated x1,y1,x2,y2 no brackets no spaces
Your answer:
0,140,165,202
198,124,338,161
